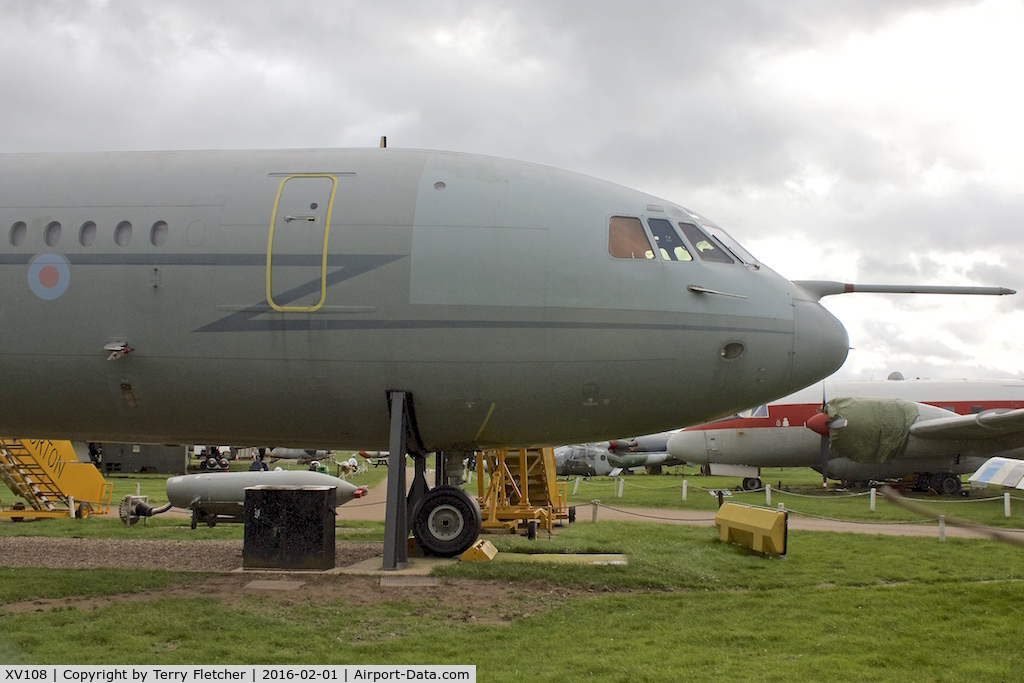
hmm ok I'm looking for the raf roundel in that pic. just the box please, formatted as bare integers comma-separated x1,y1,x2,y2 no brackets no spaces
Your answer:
28,253,71,300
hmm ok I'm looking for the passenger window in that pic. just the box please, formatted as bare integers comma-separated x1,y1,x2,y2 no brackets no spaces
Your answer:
9,221,27,247
115,221,132,247
79,221,97,247
44,221,62,247
677,222,734,263
647,218,692,262
150,221,168,247
608,216,655,260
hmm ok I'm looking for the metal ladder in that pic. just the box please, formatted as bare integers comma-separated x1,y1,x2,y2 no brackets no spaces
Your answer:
0,440,61,511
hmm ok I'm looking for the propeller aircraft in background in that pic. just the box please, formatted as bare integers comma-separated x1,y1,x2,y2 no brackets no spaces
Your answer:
555,431,682,477
667,374,1024,493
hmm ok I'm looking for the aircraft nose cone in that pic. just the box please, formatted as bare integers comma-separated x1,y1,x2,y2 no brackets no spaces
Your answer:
666,430,707,464
805,412,831,436
790,300,849,392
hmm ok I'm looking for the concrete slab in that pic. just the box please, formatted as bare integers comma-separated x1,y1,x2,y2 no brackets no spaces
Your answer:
337,552,628,575
335,555,453,576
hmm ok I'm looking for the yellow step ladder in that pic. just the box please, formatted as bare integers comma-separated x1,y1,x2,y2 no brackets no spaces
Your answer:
475,447,571,537
0,439,112,519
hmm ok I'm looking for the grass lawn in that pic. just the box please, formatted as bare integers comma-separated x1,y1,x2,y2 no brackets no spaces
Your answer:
2,517,1024,680
2,462,1023,679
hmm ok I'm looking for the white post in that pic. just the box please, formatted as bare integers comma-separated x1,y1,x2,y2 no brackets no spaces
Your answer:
777,502,785,512
136,483,141,496
682,479,688,502
1006,492,1011,518
68,496,75,519
939,515,946,542
870,488,876,512
617,477,625,498
765,484,772,506
591,499,600,523
573,477,580,495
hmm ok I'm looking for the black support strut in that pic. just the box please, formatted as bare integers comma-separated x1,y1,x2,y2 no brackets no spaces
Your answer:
382,391,410,571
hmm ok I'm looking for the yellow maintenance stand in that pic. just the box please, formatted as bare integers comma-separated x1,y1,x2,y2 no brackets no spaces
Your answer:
475,447,573,538
0,439,112,520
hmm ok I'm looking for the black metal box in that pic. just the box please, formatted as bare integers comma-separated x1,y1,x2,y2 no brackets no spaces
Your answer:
242,485,336,570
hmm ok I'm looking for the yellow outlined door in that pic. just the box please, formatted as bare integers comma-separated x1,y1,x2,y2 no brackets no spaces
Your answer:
267,174,337,311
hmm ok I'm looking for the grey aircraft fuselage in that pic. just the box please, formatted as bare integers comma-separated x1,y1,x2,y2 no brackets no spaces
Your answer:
0,148,851,451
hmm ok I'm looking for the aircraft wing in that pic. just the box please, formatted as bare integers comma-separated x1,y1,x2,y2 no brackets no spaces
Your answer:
969,457,1024,489
908,408,1024,441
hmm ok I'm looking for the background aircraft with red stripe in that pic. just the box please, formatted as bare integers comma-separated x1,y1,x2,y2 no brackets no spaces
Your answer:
666,373,1024,494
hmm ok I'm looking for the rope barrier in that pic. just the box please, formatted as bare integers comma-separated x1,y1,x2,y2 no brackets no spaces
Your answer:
770,489,867,499
565,476,1018,503
782,508,938,525
593,501,716,523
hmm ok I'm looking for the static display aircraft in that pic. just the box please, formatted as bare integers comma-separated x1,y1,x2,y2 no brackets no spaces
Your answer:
0,147,1012,565
266,447,333,464
358,450,389,467
667,376,1024,493
555,431,682,476
969,456,1024,490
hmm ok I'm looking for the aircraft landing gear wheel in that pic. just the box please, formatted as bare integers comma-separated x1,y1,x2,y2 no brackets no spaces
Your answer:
938,473,961,495
742,477,761,491
411,486,482,557
76,502,91,519
568,506,577,523
526,520,538,540
191,510,198,530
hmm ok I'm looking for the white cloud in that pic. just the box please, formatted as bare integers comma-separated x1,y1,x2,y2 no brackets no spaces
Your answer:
0,0,1021,381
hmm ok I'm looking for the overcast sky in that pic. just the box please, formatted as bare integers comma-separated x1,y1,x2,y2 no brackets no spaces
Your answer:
2,0,1022,381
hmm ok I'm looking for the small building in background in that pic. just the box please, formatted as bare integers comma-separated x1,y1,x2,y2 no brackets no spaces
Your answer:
92,443,189,474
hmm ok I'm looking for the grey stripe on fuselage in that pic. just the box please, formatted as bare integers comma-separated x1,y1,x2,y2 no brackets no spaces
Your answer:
4,250,791,336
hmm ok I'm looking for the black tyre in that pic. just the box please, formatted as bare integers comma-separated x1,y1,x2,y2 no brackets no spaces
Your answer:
527,520,538,540
76,502,92,519
939,474,961,495
742,477,761,491
411,486,482,557
10,502,25,523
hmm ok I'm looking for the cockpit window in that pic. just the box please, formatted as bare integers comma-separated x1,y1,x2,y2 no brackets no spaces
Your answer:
677,222,734,263
646,218,692,262
609,216,655,260
706,225,759,267
736,404,769,418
